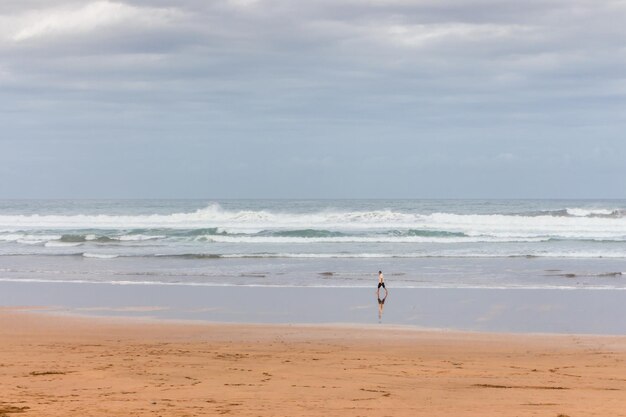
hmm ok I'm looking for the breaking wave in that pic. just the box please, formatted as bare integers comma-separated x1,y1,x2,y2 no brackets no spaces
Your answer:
526,208,626,218
0,203,625,237
0,203,625,259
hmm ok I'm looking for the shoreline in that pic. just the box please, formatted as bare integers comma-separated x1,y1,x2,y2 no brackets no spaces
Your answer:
4,276,626,290
1,309,625,416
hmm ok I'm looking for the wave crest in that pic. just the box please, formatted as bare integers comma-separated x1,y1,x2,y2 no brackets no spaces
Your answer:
0,203,625,242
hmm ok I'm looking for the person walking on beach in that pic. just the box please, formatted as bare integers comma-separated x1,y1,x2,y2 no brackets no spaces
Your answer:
377,270,388,297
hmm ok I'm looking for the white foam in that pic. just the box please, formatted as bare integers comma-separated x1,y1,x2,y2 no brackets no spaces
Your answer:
219,251,626,259
424,212,626,240
118,234,165,241
44,241,82,248
221,253,397,258
202,235,549,244
0,204,624,241
0,204,419,230
566,208,616,217
82,253,119,259
0,233,62,242
16,239,46,245
0,234,23,242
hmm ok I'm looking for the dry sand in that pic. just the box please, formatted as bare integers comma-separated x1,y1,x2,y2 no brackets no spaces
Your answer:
1,309,625,417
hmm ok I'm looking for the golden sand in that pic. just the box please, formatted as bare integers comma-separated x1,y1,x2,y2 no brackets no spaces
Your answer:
1,310,625,416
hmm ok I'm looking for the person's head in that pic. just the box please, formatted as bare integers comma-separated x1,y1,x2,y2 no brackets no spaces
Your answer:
379,270,382,274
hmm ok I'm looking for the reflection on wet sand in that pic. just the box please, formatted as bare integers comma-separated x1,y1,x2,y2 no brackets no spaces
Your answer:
377,292,387,323
2,282,626,334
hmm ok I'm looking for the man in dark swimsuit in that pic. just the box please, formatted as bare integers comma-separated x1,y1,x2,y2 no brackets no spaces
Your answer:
377,270,388,297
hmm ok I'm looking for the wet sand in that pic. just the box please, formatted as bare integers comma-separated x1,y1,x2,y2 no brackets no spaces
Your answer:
2,282,626,334
1,309,625,417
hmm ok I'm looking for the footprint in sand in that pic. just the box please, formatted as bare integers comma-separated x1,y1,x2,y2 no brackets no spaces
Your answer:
0,405,30,417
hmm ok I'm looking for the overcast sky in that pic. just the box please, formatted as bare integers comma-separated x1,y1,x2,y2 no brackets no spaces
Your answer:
1,0,625,198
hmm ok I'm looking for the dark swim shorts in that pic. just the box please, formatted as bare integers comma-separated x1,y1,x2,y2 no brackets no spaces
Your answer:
378,282,386,289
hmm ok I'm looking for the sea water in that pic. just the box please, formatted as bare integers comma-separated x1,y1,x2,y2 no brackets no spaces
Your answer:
0,199,625,289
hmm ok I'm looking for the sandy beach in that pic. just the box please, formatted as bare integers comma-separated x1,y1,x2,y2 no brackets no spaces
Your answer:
1,309,625,417
4,0,626,411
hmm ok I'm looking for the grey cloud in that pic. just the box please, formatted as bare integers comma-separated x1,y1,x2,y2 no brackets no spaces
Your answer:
0,0,625,198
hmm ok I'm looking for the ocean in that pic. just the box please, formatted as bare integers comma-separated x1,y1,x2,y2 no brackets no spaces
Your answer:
1,199,625,290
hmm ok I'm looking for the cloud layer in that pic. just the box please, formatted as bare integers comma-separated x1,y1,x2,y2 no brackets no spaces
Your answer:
1,0,625,197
